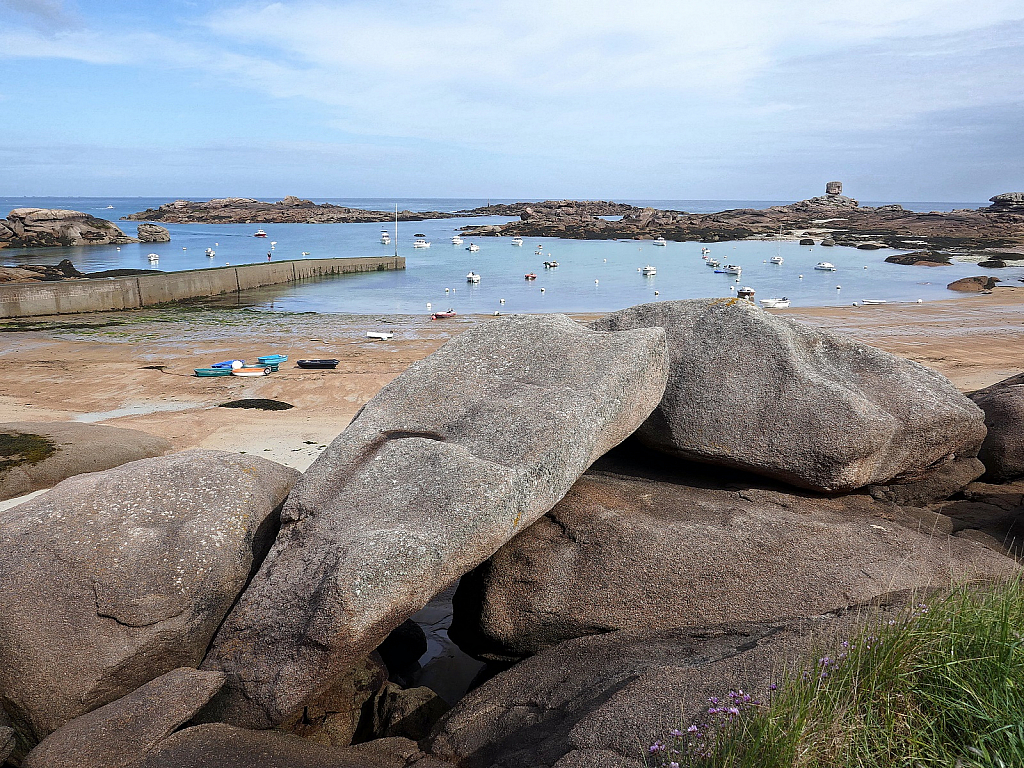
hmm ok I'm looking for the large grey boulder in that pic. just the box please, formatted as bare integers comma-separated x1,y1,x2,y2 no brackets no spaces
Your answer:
450,454,1016,660
202,314,669,728
136,223,171,243
0,208,137,247
591,298,987,493
22,668,225,768
0,421,172,501
0,450,298,741
970,373,1024,482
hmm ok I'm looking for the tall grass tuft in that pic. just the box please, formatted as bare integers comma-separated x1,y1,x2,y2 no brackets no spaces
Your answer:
648,578,1024,768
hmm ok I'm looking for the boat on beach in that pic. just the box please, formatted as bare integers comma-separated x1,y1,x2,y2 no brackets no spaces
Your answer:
232,366,272,377
861,299,886,304
760,297,791,308
815,262,837,271
430,309,457,320
194,367,233,377
366,331,394,340
296,359,340,369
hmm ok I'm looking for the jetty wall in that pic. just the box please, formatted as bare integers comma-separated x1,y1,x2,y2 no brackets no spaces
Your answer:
0,256,404,319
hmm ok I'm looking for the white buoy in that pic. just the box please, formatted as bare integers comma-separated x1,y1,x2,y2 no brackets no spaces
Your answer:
499,298,505,304
798,274,804,279
231,360,243,370
603,258,607,262
864,266,868,269
493,311,500,315
654,291,660,296
116,247,120,251
729,285,735,291
595,279,599,284
853,302,859,306
836,285,842,290
445,288,449,293
182,247,187,250
917,298,923,303
215,242,219,246
540,287,546,293
427,302,432,309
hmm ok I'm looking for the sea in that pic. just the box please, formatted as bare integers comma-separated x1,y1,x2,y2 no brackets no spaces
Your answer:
1,197,1017,315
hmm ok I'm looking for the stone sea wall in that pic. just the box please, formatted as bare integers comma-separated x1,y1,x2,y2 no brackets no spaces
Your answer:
0,256,404,318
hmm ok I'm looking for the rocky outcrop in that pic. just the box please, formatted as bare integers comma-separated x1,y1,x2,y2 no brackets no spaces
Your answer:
432,597,924,768
21,668,226,768
458,186,1024,252
591,299,986,494
884,251,953,266
0,209,138,248
988,192,1024,214
201,314,669,729
123,197,458,224
947,276,1000,291
449,455,1015,661
0,421,172,501
970,373,1024,482
136,223,170,242
0,450,298,741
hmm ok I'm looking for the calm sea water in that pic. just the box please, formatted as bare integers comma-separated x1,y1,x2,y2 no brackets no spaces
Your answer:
1,196,1016,314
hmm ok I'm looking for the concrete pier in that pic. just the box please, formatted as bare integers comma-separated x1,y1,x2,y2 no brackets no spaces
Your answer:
0,256,404,318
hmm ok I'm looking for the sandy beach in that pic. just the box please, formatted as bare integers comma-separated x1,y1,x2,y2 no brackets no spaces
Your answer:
2,288,1022,475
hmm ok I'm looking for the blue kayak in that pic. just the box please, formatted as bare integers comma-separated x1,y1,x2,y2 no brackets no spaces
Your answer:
212,359,244,369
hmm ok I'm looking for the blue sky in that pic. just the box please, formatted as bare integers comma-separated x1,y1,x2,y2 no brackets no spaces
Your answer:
0,0,1022,200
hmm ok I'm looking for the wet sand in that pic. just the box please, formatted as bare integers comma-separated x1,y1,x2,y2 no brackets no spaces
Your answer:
1,288,1022,473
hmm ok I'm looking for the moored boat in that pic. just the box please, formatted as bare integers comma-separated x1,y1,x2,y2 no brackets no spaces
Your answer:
380,230,391,245
296,359,340,369
543,260,559,268
737,286,756,300
653,237,667,246
723,264,742,274
705,258,720,267
413,235,431,248
466,271,481,283
254,229,267,238
524,272,537,280
641,265,657,276
511,236,524,246
770,256,784,265
466,243,480,252
815,262,837,271
451,234,464,245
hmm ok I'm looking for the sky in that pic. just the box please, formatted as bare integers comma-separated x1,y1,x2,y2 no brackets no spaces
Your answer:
0,0,1022,201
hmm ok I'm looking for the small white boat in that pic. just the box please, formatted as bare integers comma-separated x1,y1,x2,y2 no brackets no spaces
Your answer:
466,243,480,252
815,262,837,271
413,234,431,248
641,265,657,276
451,234,464,245
511,236,524,246
466,271,481,283
147,253,159,262
652,237,667,246
705,258,720,267
861,299,887,305
254,229,267,238
737,286,756,300
770,256,784,265
366,331,394,340
205,248,215,257
760,297,791,308
724,264,742,274
380,230,391,245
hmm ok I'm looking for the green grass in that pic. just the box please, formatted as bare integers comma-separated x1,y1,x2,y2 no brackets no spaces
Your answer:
650,579,1024,768
0,432,57,473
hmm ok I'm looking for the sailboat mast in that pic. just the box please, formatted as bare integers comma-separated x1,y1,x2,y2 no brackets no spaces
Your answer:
394,204,398,258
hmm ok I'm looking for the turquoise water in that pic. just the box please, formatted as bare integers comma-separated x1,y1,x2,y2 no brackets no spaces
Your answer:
1,197,1016,314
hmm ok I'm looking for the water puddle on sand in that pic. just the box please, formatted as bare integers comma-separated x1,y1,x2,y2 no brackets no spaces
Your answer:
74,402,201,423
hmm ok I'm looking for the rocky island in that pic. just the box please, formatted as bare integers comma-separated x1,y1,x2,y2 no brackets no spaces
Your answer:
0,208,139,249
461,184,1024,259
122,196,638,224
